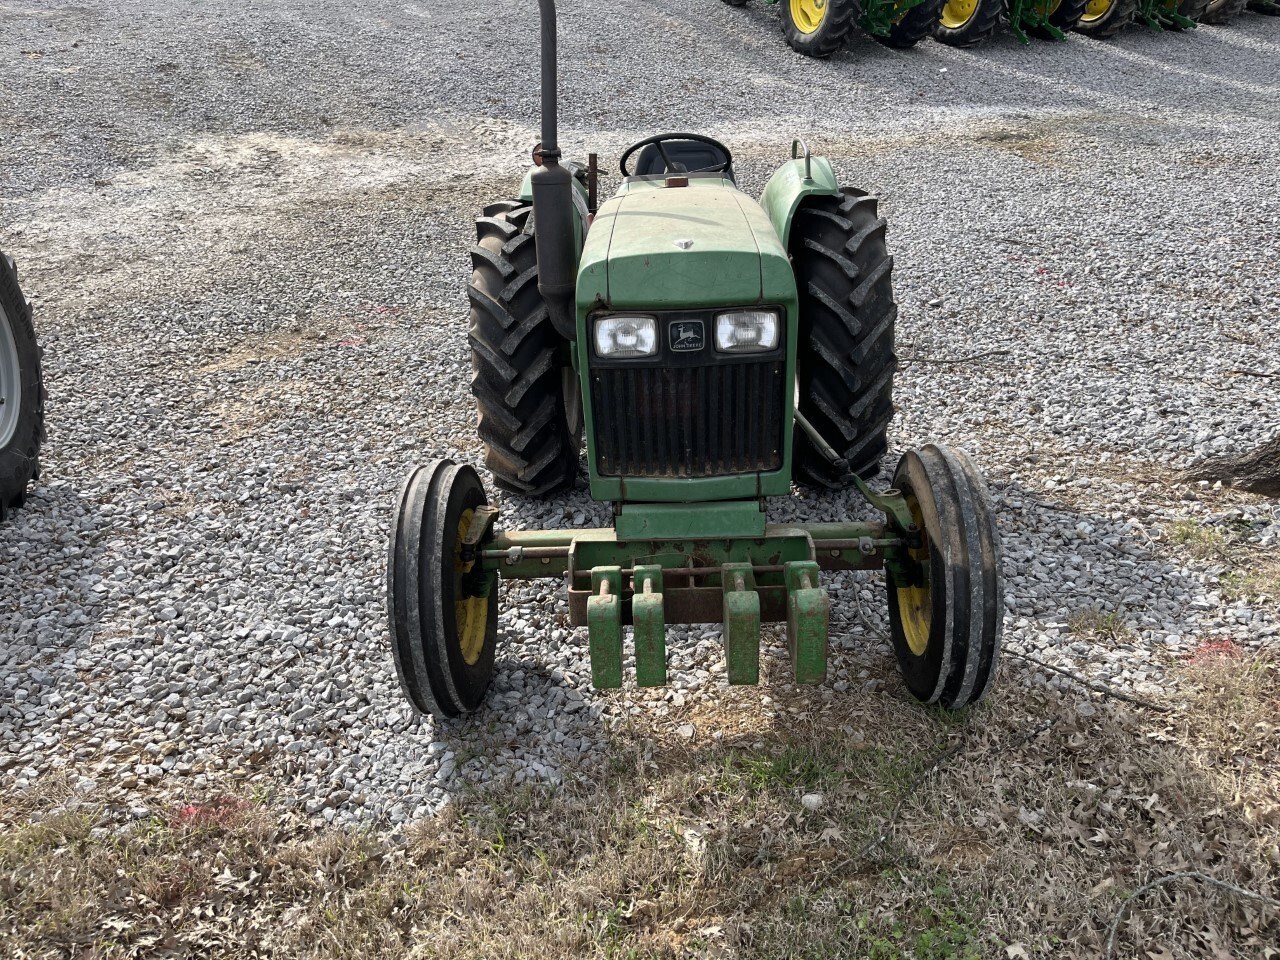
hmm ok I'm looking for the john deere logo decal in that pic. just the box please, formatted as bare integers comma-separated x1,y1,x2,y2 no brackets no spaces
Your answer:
669,320,705,353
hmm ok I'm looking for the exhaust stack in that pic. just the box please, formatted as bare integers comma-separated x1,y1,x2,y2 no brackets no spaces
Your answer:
531,0,578,341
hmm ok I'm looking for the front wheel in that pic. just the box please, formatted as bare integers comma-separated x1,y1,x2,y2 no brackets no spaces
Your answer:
781,0,860,56
932,0,1002,46
0,253,44,524
388,460,499,719
1201,0,1247,22
884,444,1003,710
1072,0,1139,36
872,0,947,47
1174,0,1212,21
1026,0,1091,37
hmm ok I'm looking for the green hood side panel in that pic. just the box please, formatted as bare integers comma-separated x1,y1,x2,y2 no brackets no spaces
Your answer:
759,156,840,250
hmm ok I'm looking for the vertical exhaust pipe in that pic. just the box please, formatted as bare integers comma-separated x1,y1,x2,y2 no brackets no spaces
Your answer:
532,0,578,341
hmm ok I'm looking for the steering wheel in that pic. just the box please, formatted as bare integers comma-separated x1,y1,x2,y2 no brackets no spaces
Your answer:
619,132,735,177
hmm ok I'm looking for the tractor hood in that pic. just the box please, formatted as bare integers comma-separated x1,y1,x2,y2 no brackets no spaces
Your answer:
576,180,795,311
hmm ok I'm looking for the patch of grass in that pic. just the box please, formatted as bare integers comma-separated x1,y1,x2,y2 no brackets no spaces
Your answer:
1167,519,1231,561
2,654,1278,959
1221,557,1280,605
1067,606,1134,642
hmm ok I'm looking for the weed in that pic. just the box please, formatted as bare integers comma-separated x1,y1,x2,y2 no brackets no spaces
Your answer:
1167,519,1230,561
1067,606,1134,641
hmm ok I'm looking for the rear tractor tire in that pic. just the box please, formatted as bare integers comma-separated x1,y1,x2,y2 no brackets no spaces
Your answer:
781,0,860,56
0,252,44,524
932,0,1002,46
1072,0,1139,35
872,0,948,47
884,444,1003,710
388,460,499,719
790,188,897,488
468,200,582,498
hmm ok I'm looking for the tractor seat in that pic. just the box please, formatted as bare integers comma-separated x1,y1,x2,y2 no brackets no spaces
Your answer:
632,140,736,182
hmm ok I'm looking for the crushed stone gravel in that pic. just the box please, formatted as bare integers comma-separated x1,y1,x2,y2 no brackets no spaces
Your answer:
2,1,1278,826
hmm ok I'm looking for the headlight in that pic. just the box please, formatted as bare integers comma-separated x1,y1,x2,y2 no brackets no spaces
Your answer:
715,310,780,353
593,315,657,358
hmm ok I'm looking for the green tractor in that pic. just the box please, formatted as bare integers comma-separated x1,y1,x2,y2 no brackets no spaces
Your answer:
722,0,947,56
932,0,1089,44
1073,0,1209,34
0,251,43,524
387,0,1004,720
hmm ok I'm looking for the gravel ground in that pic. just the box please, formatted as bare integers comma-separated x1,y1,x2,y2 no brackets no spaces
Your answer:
2,1,1278,826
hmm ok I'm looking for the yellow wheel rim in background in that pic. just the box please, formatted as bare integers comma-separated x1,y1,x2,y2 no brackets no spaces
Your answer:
940,0,980,27
896,492,933,657
453,508,489,666
1081,0,1114,20
790,0,828,33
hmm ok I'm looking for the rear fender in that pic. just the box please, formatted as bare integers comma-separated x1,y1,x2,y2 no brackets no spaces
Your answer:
518,165,591,280
760,154,840,249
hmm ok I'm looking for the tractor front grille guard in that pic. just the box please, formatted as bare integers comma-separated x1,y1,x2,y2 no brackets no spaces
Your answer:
590,360,785,478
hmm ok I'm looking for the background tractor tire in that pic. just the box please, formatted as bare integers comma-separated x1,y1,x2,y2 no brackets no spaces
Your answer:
1073,0,1139,35
0,252,44,524
468,200,582,498
873,0,948,47
790,188,897,488
1248,0,1280,14
1201,0,1247,21
1175,0,1211,20
781,0,860,57
1027,0,1092,37
932,0,1002,46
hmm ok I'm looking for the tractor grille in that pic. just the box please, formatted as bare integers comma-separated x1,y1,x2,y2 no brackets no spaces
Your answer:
590,361,785,478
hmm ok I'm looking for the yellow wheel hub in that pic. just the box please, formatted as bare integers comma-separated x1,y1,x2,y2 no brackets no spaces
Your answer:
896,493,933,657
940,0,980,27
1081,0,1113,20
790,0,828,34
454,508,489,666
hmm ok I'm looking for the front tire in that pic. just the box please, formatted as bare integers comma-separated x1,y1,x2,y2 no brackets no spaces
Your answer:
468,201,582,498
1174,0,1211,21
0,252,44,524
790,188,897,488
1027,0,1091,37
781,0,860,56
884,445,1003,710
1201,0,1247,21
872,0,947,47
1073,0,1139,36
388,461,499,720
932,0,1002,46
